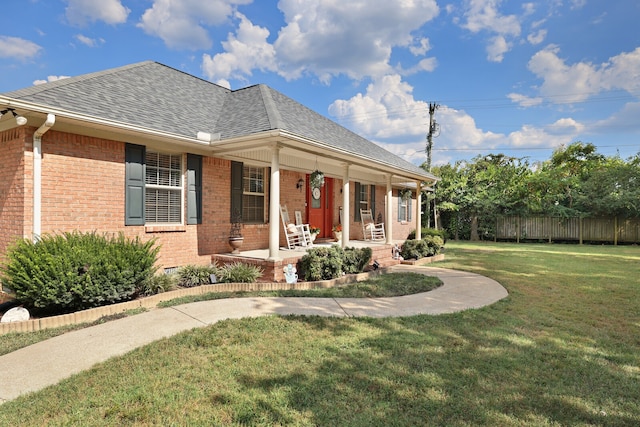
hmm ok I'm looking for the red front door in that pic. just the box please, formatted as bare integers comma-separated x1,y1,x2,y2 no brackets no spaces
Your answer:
307,177,333,238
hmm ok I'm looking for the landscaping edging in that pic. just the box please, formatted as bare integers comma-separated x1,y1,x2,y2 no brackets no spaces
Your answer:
0,268,388,335
401,254,445,265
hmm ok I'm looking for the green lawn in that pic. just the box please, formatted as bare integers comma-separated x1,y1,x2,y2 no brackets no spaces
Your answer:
1,242,639,426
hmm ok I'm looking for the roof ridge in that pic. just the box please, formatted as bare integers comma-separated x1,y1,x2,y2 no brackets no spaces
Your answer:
259,85,284,130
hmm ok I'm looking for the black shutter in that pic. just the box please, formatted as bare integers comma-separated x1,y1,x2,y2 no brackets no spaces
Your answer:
408,197,412,222
370,185,376,219
125,143,145,226
230,161,243,222
398,191,402,222
187,154,202,225
355,182,361,221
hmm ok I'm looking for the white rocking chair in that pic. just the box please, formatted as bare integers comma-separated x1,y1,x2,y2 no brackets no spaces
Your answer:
360,209,385,241
280,205,312,249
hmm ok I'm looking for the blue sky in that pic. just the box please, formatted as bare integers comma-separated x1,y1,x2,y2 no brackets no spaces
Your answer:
1,0,639,167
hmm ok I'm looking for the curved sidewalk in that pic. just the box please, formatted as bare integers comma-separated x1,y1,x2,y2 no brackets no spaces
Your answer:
0,266,507,403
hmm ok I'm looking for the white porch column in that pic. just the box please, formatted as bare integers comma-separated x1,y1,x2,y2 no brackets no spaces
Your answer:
415,180,422,240
342,163,350,247
386,174,393,244
268,145,281,260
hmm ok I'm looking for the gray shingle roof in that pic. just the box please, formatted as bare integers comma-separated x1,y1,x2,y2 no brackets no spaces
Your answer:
2,61,434,179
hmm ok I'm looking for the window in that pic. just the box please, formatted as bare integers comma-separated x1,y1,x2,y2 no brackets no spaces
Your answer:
231,161,267,224
125,144,201,226
240,165,266,223
145,151,182,224
398,191,412,222
358,184,370,212
355,182,376,222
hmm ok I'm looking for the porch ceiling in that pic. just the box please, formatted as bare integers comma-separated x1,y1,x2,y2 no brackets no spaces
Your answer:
208,130,436,188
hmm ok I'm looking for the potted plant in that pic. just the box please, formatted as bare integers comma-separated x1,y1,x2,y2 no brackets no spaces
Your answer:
399,188,412,201
228,209,244,254
332,224,342,242
310,170,325,188
309,226,321,242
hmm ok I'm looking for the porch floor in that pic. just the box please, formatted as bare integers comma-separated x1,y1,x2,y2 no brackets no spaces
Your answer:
213,239,405,282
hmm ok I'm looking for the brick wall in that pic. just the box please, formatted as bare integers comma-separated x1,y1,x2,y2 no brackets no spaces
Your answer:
0,128,30,258
0,127,419,270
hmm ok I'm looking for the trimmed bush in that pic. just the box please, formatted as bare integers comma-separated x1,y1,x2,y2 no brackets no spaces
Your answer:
1,232,159,315
343,247,372,274
299,245,372,281
400,235,444,260
406,227,447,241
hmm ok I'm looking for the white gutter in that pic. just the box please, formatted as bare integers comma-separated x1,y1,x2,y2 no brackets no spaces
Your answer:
32,114,55,241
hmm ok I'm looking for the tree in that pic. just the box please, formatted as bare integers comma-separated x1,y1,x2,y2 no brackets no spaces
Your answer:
431,154,531,240
576,154,640,218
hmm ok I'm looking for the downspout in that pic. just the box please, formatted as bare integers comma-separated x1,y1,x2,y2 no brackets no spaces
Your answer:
32,114,55,241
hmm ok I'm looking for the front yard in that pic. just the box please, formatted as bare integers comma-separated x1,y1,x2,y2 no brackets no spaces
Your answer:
1,242,639,426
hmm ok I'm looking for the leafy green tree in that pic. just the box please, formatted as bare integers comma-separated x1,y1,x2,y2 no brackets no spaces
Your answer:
575,154,640,218
529,142,605,217
431,154,531,240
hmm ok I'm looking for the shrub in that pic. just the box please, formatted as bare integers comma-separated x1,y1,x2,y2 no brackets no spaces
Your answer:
299,245,372,281
0,232,159,315
219,262,264,283
176,264,219,288
138,273,177,296
343,247,372,274
406,227,447,241
400,235,444,260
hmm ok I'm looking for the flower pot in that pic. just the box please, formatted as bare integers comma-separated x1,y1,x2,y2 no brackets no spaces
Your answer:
333,231,342,242
310,233,318,243
228,236,244,254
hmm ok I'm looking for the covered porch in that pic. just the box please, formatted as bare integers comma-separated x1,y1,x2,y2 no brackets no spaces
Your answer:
213,238,405,282
212,128,435,264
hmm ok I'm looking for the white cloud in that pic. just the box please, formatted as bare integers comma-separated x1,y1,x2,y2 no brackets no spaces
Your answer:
507,118,581,148
527,29,547,45
459,0,521,62
328,74,429,139
74,34,104,47
507,92,543,107
65,0,129,26
409,38,432,56
527,45,640,104
570,0,586,10
138,0,251,50
486,35,510,62
0,36,42,60
202,12,276,83
33,76,71,85
590,101,640,134
273,0,439,82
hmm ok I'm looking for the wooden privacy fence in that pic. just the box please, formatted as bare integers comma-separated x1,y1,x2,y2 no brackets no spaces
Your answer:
496,216,640,244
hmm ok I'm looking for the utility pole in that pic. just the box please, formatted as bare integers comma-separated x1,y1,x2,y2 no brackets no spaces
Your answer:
425,102,440,228
425,102,440,172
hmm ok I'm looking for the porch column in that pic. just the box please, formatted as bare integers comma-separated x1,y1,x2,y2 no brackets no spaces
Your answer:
386,174,393,244
268,145,281,260
342,163,350,247
415,180,422,240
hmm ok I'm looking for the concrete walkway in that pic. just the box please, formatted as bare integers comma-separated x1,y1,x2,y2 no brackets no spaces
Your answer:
0,266,508,403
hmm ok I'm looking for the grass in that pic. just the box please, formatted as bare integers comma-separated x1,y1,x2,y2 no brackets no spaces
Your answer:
1,242,639,425
159,272,442,307
0,273,439,356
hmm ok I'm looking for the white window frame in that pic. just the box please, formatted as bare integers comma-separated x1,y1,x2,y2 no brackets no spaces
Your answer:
242,165,266,223
145,151,184,225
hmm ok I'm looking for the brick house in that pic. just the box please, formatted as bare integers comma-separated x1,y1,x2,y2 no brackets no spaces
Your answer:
0,61,438,281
